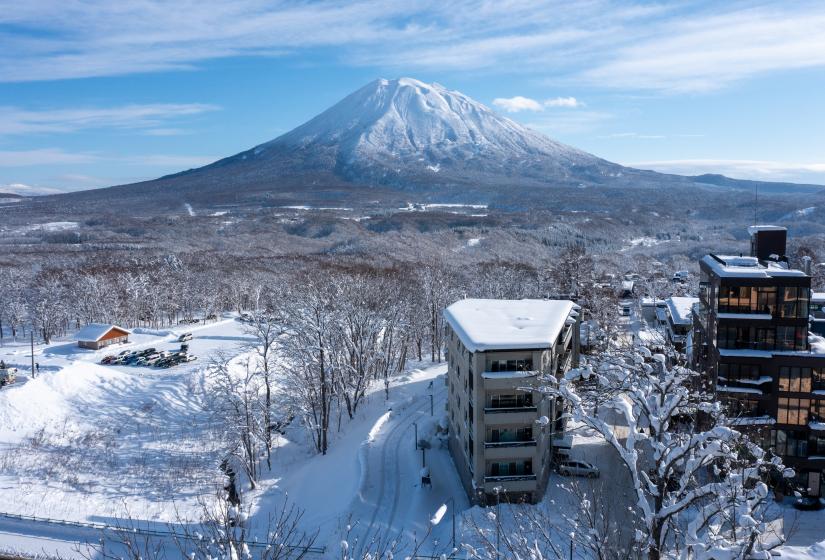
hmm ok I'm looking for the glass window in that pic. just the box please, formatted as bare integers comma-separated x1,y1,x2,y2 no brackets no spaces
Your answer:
811,400,825,422
814,368,825,391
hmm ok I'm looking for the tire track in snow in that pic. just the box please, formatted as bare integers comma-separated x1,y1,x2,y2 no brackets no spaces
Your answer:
364,387,448,546
365,396,421,535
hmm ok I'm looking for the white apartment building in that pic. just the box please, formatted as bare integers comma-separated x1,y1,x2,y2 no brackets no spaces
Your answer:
443,298,580,504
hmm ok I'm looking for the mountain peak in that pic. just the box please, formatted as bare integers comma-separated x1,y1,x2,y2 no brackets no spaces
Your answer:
259,77,604,183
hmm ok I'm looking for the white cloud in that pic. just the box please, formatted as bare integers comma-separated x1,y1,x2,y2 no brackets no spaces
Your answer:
3,2,824,94
545,96,583,108
494,95,583,113
627,159,825,185
492,96,543,113
0,103,218,135
581,6,825,92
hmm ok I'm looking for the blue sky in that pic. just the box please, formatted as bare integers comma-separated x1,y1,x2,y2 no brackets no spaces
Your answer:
1,0,824,193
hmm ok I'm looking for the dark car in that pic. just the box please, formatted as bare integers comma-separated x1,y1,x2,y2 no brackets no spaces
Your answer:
793,497,825,511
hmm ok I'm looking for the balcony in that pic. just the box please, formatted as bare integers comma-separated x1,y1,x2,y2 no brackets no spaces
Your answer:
484,440,537,449
484,474,537,483
484,406,538,414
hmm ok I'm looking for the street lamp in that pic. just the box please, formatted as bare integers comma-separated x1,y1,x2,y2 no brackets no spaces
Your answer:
493,486,503,559
413,421,418,450
445,496,457,551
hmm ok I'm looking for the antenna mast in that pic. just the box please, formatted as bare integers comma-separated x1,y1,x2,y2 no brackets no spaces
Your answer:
754,183,758,224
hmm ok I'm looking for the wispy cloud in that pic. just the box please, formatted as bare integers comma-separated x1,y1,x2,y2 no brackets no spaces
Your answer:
493,95,584,113
582,6,825,92
628,159,825,184
545,96,583,108
598,132,667,140
525,110,614,135
0,103,218,135
493,96,543,113
3,2,824,93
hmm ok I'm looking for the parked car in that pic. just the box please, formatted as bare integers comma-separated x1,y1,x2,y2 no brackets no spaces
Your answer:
557,460,600,478
793,496,825,511
178,332,193,342
0,367,18,387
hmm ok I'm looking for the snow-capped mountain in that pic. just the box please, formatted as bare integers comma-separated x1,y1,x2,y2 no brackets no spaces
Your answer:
261,77,611,180
54,77,823,209
143,76,627,197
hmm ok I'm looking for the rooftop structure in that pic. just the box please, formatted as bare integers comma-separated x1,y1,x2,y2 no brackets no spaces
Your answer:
443,299,577,352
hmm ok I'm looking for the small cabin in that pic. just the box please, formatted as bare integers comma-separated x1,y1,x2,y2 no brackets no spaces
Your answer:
76,324,131,350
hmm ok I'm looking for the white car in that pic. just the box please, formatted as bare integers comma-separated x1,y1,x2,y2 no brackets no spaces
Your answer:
557,460,600,478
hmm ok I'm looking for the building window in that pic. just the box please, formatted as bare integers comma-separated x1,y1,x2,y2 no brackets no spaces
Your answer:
779,367,812,393
717,326,807,351
718,285,777,314
489,426,533,443
768,429,809,457
489,358,533,372
778,397,810,425
780,287,810,319
489,460,532,476
814,368,825,391
811,400,825,422
718,363,761,383
722,397,760,417
489,393,534,409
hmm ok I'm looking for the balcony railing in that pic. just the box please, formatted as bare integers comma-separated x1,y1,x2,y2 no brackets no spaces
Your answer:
484,440,537,448
484,474,537,483
484,406,538,414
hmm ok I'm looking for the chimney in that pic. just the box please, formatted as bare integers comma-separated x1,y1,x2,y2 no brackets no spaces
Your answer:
748,225,787,262
803,255,813,276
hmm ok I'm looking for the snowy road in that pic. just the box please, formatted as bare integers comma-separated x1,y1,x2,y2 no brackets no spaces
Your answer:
347,365,468,555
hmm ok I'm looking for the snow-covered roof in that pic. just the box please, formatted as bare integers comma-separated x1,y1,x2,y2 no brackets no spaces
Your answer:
747,225,786,235
665,297,699,325
443,298,575,352
75,323,130,342
701,254,807,278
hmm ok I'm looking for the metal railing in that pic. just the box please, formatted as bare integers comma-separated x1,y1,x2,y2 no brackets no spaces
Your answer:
484,406,537,414
483,440,537,448
0,511,326,555
483,474,537,483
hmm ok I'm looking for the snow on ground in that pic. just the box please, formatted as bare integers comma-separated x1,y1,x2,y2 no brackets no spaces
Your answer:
0,318,252,529
243,363,470,557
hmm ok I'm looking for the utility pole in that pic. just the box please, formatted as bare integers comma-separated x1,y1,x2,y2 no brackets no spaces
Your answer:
30,331,35,378
413,422,418,449
429,393,434,416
